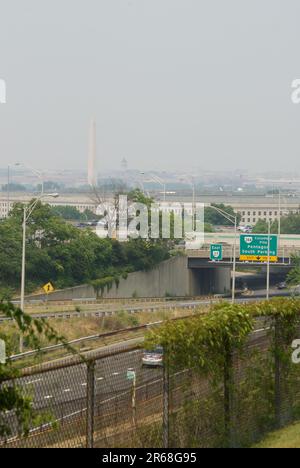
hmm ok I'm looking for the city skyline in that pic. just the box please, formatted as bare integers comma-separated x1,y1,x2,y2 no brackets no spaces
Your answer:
1,1,300,173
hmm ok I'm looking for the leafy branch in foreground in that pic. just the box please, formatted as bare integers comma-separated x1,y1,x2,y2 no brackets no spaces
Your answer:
0,301,78,439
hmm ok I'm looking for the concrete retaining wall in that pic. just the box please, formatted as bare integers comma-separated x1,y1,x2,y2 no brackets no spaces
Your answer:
25,255,232,301
26,256,192,301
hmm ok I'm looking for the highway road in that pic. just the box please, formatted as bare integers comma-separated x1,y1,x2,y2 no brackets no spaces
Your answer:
0,289,295,323
2,345,164,446
1,311,276,449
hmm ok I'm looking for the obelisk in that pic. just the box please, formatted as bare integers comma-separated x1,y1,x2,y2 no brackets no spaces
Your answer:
88,118,97,186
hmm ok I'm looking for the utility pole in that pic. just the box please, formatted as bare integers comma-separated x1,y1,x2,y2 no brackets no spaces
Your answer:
278,191,281,250
209,205,238,303
232,216,237,304
19,192,59,353
266,219,271,300
7,165,10,217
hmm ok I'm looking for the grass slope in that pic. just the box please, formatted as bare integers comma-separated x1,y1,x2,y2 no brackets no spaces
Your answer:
254,422,300,448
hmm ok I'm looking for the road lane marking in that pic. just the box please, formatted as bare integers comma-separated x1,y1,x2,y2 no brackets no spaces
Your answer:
26,379,42,385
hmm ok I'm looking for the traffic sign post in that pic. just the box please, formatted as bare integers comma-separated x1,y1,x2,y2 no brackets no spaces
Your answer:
127,369,137,426
0,339,6,364
210,244,223,261
240,234,278,262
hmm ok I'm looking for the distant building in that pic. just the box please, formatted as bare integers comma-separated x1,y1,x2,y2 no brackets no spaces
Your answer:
0,194,98,219
121,158,128,172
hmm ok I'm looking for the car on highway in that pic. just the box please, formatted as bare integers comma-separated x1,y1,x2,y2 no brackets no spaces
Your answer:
238,225,253,233
142,346,164,367
277,281,287,290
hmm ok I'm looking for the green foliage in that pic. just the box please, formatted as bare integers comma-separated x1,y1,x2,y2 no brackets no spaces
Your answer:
146,302,254,376
253,213,300,235
204,204,240,226
252,219,269,234
287,254,300,286
0,200,171,293
127,189,154,208
204,223,214,233
146,298,300,447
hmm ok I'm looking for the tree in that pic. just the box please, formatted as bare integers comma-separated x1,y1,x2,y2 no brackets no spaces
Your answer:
52,205,83,220
287,254,300,287
253,214,300,235
0,199,173,292
205,204,240,226
252,220,269,234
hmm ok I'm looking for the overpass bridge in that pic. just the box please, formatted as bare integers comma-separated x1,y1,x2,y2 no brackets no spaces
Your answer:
185,242,300,296
187,246,296,267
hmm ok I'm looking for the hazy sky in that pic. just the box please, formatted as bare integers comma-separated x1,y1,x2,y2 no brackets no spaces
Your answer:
1,0,300,173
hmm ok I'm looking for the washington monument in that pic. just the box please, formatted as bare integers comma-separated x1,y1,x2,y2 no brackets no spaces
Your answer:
88,118,97,186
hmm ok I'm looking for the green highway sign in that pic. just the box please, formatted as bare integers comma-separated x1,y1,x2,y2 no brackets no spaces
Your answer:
127,369,136,381
240,234,278,262
210,244,223,261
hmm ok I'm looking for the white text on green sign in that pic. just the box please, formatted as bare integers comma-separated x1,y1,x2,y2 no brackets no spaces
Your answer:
210,244,223,261
240,234,278,258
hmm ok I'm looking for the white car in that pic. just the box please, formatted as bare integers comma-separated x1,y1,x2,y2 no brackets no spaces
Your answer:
142,347,164,367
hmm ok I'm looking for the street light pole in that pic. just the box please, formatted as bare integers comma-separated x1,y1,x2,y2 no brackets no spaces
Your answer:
148,174,166,202
19,207,27,353
7,165,10,217
19,192,59,353
266,219,271,301
208,205,238,303
232,216,237,304
278,191,281,250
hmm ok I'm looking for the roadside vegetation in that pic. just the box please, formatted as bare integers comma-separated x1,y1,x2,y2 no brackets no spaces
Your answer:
254,422,300,448
1,306,204,359
0,199,170,294
145,297,300,448
253,213,300,234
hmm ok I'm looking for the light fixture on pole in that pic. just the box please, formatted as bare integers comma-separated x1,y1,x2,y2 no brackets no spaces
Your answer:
140,172,166,202
180,176,196,229
15,162,44,195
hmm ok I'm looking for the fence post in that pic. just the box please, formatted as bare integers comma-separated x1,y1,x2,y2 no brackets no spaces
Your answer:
224,341,235,447
163,352,170,448
86,360,95,449
274,317,282,428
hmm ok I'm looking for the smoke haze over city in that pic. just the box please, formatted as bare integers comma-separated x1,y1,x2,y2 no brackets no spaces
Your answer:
1,0,300,173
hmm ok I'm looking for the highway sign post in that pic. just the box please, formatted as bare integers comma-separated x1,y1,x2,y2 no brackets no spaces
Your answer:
127,368,137,426
210,244,223,261
240,234,278,262
0,339,6,364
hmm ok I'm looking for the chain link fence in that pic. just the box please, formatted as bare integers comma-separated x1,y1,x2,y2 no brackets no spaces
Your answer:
1,318,300,448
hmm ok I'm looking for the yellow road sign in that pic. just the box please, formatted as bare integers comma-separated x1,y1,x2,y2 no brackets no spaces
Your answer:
43,282,55,294
240,255,278,263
